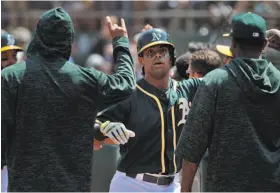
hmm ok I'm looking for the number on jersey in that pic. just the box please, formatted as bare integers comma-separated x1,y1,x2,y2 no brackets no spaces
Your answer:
177,98,190,127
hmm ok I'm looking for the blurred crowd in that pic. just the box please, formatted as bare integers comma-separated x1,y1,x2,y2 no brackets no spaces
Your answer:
1,1,280,79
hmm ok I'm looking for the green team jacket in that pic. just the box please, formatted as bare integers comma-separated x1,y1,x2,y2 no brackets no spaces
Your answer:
176,58,280,191
1,8,136,192
95,78,201,175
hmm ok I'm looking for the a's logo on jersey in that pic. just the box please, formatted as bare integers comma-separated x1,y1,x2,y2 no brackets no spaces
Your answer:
151,32,161,42
177,98,190,127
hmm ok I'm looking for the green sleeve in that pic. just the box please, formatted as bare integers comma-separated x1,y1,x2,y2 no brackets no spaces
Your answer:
94,96,132,140
1,77,14,168
96,36,136,109
175,78,216,163
79,36,135,109
179,78,202,101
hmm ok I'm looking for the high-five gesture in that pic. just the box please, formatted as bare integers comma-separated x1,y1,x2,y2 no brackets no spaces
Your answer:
106,16,128,38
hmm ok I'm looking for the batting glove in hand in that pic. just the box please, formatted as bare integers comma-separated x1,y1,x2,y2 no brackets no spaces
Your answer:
100,121,135,145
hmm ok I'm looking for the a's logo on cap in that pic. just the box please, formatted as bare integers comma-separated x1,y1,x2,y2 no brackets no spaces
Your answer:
152,32,162,42
7,35,15,46
253,32,259,37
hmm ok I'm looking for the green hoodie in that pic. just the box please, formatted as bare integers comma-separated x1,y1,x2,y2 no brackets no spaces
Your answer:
1,7,135,192
176,57,280,191
228,57,280,96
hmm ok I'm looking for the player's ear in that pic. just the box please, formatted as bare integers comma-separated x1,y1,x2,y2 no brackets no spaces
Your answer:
262,38,269,51
138,57,144,67
261,38,269,58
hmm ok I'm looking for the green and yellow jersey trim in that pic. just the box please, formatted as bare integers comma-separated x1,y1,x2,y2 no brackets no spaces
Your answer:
136,84,166,174
171,105,177,173
171,80,178,173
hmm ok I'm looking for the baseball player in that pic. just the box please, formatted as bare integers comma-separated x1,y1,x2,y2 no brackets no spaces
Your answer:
93,28,221,192
215,28,280,65
1,33,23,69
1,32,23,192
1,7,136,192
175,12,280,191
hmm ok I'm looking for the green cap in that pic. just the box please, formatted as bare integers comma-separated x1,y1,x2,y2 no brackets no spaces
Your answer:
223,12,266,40
1,33,23,52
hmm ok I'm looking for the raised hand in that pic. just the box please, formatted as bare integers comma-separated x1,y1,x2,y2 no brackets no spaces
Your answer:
106,16,128,39
141,24,153,32
267,29,280,51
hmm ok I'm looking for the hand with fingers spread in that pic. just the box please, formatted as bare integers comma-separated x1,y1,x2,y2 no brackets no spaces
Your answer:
100,121,135,145
267,29,280,51
106,16,128,39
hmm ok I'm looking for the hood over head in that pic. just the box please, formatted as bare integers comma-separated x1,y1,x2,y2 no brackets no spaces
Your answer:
27,7,74,61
